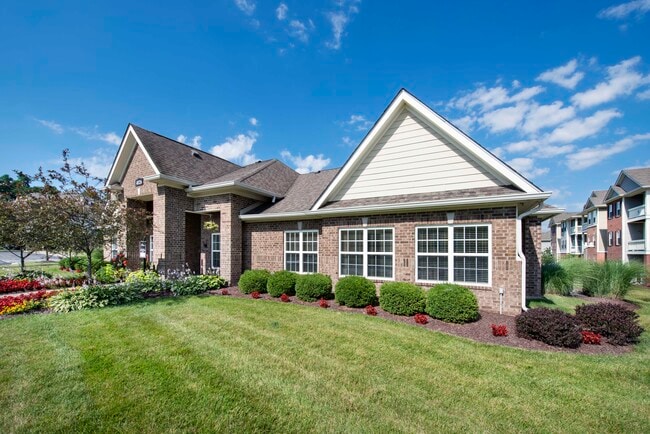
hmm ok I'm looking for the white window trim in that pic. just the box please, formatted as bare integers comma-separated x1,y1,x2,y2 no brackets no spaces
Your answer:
615,230,621,246
211,233,221,269
414,224,492,287
339,227,395,281
608,231,613,247
149,235,154,260
284,230,319,274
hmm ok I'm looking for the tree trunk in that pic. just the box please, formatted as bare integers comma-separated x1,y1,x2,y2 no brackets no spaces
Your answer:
45,250,49,262
20,248,25,273
86,250,93,281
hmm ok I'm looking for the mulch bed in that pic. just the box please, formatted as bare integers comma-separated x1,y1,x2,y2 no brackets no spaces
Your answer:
208,287,634,355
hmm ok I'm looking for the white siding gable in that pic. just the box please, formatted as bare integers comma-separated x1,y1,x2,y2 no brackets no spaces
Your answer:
332,108,504,201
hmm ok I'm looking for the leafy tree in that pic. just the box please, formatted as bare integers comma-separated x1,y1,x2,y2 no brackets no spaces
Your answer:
0,172,40,200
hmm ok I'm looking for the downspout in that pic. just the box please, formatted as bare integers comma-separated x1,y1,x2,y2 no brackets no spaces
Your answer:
516,204,544,312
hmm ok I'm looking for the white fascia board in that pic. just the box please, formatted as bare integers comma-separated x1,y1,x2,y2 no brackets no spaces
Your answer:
143,174,194,188
106,125,161,187
311,90,541,211
186,181,281,199
243,192,551,222
534,206,565,218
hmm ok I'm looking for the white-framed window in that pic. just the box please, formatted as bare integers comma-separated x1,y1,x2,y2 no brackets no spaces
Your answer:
149,235,154,260
110,238,118,259
285,230,318,273
339,228,394,280
416,224,491,286
608,232,613,247
608,204,613,219
211,233,221,269
615,230,621,246
615,201,621,218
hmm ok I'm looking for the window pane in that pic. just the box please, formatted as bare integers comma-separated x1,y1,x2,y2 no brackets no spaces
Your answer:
303,231,318,252
212,251,220,268
454,256,488,284
368,254,393,279
341,230,363,253
285,232,300,252
286,253,300,272
341,254,363,276
417,256,448,281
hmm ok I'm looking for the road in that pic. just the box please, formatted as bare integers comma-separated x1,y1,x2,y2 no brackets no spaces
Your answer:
0,251,63,265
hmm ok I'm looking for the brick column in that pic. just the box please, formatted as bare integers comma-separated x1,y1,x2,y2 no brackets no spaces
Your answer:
523,216,542,298
154,186,194,272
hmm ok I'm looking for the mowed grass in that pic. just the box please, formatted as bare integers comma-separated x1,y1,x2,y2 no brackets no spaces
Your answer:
1,291,649,433
0,261,78,278
527,294,595,313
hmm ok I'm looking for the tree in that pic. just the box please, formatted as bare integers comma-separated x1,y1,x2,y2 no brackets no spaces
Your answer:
0,172,40,200
0,194,54,272
34,150,149,279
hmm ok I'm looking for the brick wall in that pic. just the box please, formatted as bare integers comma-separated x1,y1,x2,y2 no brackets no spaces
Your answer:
244,207,527,315
523,217,542,299
606,201,622,260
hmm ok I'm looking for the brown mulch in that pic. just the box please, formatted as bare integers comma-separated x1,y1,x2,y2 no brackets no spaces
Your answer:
208,287,634,356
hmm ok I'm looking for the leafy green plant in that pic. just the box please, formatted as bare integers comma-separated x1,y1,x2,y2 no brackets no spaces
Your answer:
95,264,118,284
267,270,297,297
170,275,227,296
582,261,647,298
379,282,426,316
425,283,479,323
295,273,332,301
238,270,271,294
542,260,573,296
49,284,143,312
125,270,163,293
334,276,377,307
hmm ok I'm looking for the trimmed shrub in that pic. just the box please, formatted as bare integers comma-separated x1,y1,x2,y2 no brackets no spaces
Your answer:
425,283,479,324
267,271,297,297
295,273,332,301
238,269,271,294
515,308,582,348
575,302,644,345
379,282,426,316
334,276,377,307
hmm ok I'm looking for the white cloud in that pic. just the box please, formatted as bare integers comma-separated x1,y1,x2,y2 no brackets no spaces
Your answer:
521,101,576,133
346,114,372,131
281,150,330,174
571,56,649,108
598,0,650,19
176,134,202,149
637,88,650,100
67,148,114,180
70,127,122,146
533,144,575,158
288,19,314,43
452,115,476,132
448,84,543,112
234,0,256,15
536,59,585,89
36,119,64,134
249,117,258,126
566,133,650,170
325,0,361,50
507,157,549,179
210,131,258,165
479,103,529,133
341,136,354,146
547,109,622,143
276,3,288,20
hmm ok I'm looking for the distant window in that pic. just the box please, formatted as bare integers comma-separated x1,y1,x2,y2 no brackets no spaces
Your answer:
149,235,154,260
615,231,621,246
608,232,613,247
110,238,118,259
615,201,621,218
211,233,221,269
608,204,613,219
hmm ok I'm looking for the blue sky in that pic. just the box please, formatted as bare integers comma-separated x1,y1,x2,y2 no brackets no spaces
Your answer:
1,0,649,214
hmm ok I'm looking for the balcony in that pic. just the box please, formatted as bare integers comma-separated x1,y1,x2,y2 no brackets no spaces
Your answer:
570,226,582,235
627,204,646,221
628,240,646,253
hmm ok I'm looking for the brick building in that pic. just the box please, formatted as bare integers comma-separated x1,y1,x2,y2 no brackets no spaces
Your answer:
106,89,558,315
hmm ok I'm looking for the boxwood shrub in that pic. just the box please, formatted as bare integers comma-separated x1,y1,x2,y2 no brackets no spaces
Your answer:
335,276,377,307
295,273,332,301
575,302,644,345
425,283,479,323
267,270,297,297
379,282,426,316
515,308,582,348
238,269,270,294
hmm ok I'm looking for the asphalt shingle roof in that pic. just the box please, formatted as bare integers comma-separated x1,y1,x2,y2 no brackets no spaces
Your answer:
623,167,650,187
131,125,240,184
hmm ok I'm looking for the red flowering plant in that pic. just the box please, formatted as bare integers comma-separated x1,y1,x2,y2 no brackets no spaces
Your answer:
491,324,509,337
365,305,377,316
280,293,290,302
221,288,229,296
319,298,329,308
581,330,602,345
414,313,429,324
251,291,261,299
0,290,58,316
110,252,128,270
0,279,44,294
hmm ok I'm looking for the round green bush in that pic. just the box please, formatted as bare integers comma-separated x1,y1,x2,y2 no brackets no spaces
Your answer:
425,283,479,323
267,270,297,297
295,273,332,301
379,282,426,316
238,269,270,294
335,276,377,307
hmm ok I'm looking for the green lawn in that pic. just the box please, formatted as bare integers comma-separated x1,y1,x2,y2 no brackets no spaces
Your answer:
0,261,78,278
527,294,595,313
1,291,649,433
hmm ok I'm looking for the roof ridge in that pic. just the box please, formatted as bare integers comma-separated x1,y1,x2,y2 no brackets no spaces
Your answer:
237,159,278,183
129,123,242,169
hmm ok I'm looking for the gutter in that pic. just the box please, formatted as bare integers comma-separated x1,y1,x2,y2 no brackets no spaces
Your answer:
185,181,283,199
516,204,544,312
241,192,552,221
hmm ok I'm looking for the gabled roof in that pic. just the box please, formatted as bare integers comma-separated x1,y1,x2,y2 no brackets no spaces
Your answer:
311,89,546,210
622,167,650,188
582,190,607,211
547,212,580,225
604,185,625,202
